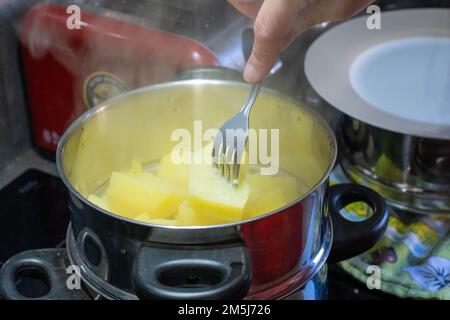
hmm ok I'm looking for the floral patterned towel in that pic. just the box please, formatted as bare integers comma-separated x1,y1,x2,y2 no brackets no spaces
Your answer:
330,166,450,300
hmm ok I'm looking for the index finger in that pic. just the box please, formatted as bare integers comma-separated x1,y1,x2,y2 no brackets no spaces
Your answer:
244,0,312,82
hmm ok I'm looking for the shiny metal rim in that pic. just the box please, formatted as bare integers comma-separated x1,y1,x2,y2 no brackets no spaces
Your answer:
304,8,450,140
56,79,338,230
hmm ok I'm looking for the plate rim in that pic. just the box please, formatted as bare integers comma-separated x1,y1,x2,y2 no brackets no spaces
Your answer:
304,8,450,139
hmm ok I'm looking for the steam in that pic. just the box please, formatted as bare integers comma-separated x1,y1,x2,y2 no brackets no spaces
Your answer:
18,0,214,124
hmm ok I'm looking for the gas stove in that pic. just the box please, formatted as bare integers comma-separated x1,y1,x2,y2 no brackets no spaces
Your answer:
0,156,397,300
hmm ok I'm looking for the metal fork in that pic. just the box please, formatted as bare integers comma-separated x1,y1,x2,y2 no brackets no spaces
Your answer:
212,83,261,185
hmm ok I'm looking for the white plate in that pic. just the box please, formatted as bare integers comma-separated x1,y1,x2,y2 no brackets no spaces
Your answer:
304,9,450,139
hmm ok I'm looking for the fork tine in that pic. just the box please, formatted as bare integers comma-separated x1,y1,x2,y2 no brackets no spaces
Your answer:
219,143,224,176
231,148,239,185
225,148,229,182
211,145,217,168
227,147,237,184
212,133,223,167
212,83,261,185
225,136,235,182
220,142,226,177
213,128,248,185
225,144,233,182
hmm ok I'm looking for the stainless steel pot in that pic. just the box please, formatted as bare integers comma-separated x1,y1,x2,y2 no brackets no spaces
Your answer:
1,78,389,300
340,119,450,214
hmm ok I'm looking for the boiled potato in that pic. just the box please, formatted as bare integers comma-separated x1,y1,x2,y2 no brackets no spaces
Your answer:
247,173,301,199
87,194,108,210
187,147,250,222
134,212,178,225
157,148,188,191
176,200,227,226
106,171,185,219
244,189,289,219
244,173,303,218
89,144,309,226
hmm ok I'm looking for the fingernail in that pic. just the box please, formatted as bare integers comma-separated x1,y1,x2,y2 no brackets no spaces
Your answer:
243,63,260,83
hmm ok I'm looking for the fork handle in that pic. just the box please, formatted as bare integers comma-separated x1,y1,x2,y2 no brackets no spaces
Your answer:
241,83,261,116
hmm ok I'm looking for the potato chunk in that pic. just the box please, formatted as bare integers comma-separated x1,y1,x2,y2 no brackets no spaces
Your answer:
187,148,250,222
244,173,304,218
176,201,227,226
89,145,308,226
157,149,188,191
134,212,178,226
87,194,108,210
106,172,185,219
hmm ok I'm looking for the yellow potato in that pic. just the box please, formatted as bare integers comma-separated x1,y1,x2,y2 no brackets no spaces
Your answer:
106,171,185,219
187,147,250,222
87,194,108,210
244,173,304,219
246,173,301,203
93,159,142,216
95,144,309,225
176,201,227,226
244,189,289,219
157,149,188,191
134,212,177,226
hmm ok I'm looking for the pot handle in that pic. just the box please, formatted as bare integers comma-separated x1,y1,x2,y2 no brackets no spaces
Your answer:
131,241,252,300
0,249,89,300
327,183,390,263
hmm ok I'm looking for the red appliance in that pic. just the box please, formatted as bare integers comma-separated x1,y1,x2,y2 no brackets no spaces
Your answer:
20,3,219,156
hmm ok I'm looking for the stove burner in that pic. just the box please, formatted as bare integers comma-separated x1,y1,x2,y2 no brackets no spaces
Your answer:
0,169,69,299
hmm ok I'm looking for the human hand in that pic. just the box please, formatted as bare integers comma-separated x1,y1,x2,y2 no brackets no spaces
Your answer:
229,0,375,82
